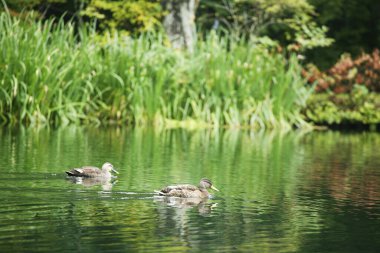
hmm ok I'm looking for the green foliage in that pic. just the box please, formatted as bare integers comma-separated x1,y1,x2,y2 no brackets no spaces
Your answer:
304,88,380,125
2,0,163,35
4,0,376,72
2,0,66,12
2,0,44,11
303,49,380,93
306,0,380,68
81,0,164,34
0,12,311,129
197,0,333,51
0,0,334,58
285,14,333,51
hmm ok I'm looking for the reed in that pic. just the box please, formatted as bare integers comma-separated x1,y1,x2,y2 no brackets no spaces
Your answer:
0,12,312,129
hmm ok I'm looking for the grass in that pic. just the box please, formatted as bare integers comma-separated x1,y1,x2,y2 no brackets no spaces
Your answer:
0,11,312,129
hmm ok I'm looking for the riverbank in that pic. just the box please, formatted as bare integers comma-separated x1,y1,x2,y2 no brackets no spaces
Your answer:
0,12,311,129
0,12,378,130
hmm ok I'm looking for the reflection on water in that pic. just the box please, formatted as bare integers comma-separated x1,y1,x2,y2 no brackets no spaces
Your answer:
0,127,379,252
66,176,118,191
154,196,217,215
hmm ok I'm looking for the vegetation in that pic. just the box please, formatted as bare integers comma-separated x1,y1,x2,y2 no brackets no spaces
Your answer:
197,0,333,52
305,90,380,127
307,0,380,69
303,50,380,127
80,0,163,35
2,0,164,35
304,49,380,93
0,12,311,129
1,1,379,129
6,0,378,68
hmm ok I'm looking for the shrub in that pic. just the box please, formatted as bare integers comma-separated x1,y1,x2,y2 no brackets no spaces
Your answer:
303,49,380,93
304,86,380,125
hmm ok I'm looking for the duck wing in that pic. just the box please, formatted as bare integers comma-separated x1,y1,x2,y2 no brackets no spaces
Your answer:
65,166,101,177
157,184,200,197
162,184,198,192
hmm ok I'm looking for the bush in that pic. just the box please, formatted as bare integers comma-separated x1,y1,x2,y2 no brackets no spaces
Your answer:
304,86,380,125
303,49,380,93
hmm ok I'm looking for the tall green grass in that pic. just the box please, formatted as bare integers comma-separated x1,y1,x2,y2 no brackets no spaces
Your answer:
0,12,312,129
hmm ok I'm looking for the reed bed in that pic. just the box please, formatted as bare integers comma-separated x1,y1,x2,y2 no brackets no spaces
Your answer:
0,12,312,129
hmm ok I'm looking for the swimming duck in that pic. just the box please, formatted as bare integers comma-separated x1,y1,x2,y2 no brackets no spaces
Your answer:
65,162,119,178
155,178,219,198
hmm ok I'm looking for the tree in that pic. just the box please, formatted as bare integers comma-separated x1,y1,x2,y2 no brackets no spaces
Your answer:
81,0,163,35
162,0,200,53
307,0,380,68
196,0,333,52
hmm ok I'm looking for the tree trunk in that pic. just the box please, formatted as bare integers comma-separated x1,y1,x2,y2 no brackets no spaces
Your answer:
162,0,199,53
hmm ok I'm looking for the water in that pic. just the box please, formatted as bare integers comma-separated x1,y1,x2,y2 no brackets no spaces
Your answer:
0,127,379,252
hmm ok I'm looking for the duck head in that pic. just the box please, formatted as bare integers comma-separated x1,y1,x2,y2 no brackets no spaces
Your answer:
102,162,119,175
199,178,219,191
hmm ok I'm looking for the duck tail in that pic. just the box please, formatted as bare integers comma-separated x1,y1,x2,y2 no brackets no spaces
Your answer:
65,171,75,176
154,190,166,196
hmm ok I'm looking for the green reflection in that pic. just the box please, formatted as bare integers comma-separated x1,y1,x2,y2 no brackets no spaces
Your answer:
0,127,379,252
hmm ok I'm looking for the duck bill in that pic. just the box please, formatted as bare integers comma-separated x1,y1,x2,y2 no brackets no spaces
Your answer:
211,185,219,192
112,168,119,174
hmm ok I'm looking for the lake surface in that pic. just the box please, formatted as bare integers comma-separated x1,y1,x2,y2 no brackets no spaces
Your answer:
0,127,379,252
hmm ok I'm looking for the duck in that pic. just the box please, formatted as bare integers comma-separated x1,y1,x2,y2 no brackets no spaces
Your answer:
65,162,119,178
155,178,219,198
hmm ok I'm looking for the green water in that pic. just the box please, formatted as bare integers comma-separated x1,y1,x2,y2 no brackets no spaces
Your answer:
0,127,379,252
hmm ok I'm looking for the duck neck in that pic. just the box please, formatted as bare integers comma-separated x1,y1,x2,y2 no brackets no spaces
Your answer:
102,170,111,177
199,188,210,198
199,187,209,193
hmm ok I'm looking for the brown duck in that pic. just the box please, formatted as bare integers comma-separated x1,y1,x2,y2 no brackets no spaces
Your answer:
65,162,119,178
155,178,219,198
